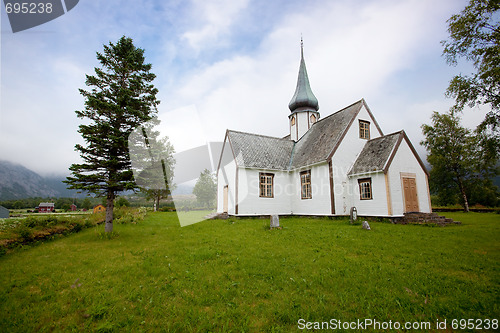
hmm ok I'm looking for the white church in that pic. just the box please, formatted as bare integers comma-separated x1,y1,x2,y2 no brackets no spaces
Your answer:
216,45,431,217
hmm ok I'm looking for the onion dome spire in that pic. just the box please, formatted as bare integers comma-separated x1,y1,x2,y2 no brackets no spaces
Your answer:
288,38,319,112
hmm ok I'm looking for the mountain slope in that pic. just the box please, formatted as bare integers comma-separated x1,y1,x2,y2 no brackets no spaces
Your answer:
0,161,59,200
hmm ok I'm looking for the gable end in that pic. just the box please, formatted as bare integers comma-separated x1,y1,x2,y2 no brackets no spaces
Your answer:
327,99,384,160
383,131,429,177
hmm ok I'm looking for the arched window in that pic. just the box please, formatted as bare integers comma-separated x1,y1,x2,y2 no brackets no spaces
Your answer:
310,114,316,124
291,116,296,126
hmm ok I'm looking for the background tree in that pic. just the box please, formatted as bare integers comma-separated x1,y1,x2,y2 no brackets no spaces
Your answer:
139,137,176,211
421,111,499,211
129,122,176,212
193,169,216,209
115,197,130,208
65,36,160,232
442,0,500,129
81,198,92,210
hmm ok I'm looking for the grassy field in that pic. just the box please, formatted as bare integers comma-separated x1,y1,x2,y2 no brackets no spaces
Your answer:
0,212,498,332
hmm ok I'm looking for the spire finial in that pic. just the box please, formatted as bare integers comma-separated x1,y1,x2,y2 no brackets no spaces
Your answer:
300,34,303,56
288,36,319,113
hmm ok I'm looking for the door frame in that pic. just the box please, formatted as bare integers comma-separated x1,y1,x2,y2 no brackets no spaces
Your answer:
223,185,229,213
400,173,419,213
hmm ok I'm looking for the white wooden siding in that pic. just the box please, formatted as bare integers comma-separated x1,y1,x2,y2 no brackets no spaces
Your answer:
350,172,389,216
290,163,331,215
237,168,292,215
331,105,382,215
386,140,431,215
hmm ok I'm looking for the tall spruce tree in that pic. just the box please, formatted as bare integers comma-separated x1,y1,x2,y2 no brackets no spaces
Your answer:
65,36,160,232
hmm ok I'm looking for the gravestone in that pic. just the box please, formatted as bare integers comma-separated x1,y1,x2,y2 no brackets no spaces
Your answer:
362,221,371,230
350,207,357,224
270,215,280,228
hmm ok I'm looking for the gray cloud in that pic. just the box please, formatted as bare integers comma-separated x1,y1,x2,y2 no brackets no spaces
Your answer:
1,0,479,177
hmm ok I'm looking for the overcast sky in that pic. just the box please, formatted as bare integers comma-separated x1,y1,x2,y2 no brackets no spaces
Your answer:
0,0,488,176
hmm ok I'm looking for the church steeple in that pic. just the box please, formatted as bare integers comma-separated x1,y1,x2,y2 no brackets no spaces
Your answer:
288,38,319,112
288,39,320,142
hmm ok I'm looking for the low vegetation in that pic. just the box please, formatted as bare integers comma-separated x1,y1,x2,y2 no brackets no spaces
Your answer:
0,212,498,332
0,208,146,256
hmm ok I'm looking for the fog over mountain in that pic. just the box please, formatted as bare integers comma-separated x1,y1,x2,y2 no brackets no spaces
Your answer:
0,160,194,200
0,160,84,200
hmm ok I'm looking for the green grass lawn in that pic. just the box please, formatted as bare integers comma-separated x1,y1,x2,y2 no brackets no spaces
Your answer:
0,212,498,332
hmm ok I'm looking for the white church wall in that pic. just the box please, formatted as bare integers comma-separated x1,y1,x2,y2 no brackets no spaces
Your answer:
387,140,431,215
217,142,237,215
237,168,292,215
331,105,383,215
290,163,331,215
350,172,389,216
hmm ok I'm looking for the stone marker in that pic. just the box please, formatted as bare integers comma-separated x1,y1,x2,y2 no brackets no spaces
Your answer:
350,207,357,224
362,221,371,230
270,215,280,228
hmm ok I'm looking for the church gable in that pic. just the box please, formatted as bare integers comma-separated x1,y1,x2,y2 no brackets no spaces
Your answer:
326,100,384,160
348,131,402,176
385,131,429,177
291,100,362,168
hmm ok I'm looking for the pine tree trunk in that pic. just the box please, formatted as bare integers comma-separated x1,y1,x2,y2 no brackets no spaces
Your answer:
105,191,115,232
457,178,469,212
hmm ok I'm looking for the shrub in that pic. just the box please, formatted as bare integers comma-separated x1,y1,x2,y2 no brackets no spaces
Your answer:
115,197,130,207
72,222,83,233
87,212,105,225
43,216,58,226
23,216,38,228
113,207,146,224
17,225,32,241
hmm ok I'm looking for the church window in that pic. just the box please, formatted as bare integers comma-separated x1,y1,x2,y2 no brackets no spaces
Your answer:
291,116,296,126
310,114,316,124
259,173,274,198
358,178,372,200
300,170,312,199
359,120,370,139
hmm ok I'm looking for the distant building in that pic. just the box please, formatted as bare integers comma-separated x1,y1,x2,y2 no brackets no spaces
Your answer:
70,204,77,211
0,206,9,219
93,204,106,214
38,202,55,213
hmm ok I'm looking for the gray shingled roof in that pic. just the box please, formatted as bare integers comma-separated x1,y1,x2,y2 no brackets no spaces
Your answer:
348,132,402,175
291,100,363,168
228,131,294,170
225,100,383,171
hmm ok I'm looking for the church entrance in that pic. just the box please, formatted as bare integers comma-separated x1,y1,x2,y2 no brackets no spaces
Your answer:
402,176,419,213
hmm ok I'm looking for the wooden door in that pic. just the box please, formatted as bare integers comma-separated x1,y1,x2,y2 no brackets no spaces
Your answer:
223,185,228,213
403,177,419,212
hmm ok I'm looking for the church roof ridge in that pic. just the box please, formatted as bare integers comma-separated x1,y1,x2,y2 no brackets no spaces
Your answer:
310,99,364,127
227,129,291,141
